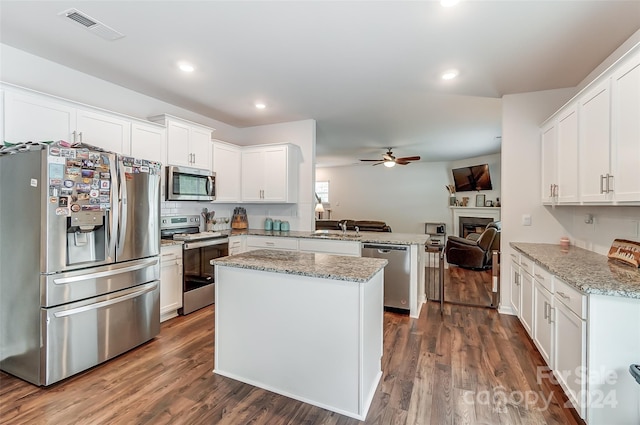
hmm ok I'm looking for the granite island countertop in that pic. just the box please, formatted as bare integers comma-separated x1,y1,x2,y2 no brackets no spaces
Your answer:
511,242,640,299
229,228,430,245
211,249,388,283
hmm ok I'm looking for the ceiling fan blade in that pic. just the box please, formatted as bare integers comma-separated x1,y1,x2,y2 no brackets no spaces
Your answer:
372,161,385,166
395,160,411,165
360,159,382,162
396,156,420,161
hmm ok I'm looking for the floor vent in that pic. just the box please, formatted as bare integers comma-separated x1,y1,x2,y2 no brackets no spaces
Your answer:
59,8,125,41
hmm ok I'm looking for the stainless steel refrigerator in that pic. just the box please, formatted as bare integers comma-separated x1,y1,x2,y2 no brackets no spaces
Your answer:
0,143,162,386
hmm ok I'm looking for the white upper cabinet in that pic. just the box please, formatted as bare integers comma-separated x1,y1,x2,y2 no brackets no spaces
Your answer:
76,109,131,155
211,140,241,202
241,144,298,203
149,114,213,170
579,79,611,203
541,45,640,205
4,89,131,154
556,105,579,203
4,90,76,144
540,120,558,204
130,121,165,164
610,50,640,203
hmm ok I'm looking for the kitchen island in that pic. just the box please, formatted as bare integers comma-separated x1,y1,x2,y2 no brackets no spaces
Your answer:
211,249,387,420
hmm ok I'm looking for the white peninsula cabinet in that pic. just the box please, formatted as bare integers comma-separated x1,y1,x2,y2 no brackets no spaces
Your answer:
212,140,241,202
3,87,131,154
241,144,298,203
298,238,361,257
149,114,213,169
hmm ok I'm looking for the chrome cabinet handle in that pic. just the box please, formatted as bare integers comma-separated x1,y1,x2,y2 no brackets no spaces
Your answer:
600,174,606,194
79,131,83,142
606,174,614,193
535,273,545,281
556,291,570,300
543,301,549,319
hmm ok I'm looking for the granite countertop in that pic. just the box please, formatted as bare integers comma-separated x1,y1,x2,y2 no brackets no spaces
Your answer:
511,242,640,299
230,228,430,245
211,249,388,283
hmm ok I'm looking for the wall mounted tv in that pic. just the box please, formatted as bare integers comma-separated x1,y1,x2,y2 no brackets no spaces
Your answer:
451,164,493,192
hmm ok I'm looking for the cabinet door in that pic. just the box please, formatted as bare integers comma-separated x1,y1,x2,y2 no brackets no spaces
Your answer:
131,122,164,164
212,142,241,202
77,109,131,155
540,121,557,203
166,120,191,167
160,246,183,321
189,126,211,169
241,149,265,201
4,91,75,143
533,282,554,367
579,80,611,202
520,270,534,337
554,300,586,418
611,51,640,202
557,106,579,203
510,260,521,316
263,146,288,202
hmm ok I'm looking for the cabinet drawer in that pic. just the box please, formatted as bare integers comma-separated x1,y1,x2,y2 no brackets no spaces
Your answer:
299,239,361,256
554,278,586,319
519,256,534,276
161,245,182,263
509,252,520,263
533,264,553,293
246,236,298,251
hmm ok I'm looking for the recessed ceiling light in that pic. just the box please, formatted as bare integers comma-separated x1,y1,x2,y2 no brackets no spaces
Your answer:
255,102,266,109
440,0,460,7
441,69,459,80
178,62,194,73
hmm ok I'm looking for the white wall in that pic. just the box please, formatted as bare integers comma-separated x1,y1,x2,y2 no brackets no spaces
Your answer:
1,44,317,232
317,160,465,234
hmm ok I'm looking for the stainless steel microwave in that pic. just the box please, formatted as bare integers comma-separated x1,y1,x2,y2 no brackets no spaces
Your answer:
166,165,215,201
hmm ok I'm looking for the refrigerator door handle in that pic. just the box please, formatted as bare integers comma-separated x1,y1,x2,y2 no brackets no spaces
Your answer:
116,156,128,256
53,282,157,318
52,257,159,285
107,153,118,262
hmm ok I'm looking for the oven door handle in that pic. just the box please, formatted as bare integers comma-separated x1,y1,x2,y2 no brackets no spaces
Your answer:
183,238,229,250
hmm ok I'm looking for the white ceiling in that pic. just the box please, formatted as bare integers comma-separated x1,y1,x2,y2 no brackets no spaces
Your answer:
1,1,639,166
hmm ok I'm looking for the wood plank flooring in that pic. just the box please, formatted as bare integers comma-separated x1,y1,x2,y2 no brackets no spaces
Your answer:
0,268,583,425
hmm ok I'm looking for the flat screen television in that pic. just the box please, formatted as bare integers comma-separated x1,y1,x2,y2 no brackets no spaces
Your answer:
452,164,493,192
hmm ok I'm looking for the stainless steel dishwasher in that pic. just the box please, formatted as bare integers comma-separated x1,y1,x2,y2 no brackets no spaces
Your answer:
361,243,411,310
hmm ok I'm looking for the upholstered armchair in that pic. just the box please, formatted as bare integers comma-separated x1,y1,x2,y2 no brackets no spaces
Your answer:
445,221,501,270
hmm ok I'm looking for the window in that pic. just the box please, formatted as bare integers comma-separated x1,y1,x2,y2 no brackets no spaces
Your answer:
315,181,329,203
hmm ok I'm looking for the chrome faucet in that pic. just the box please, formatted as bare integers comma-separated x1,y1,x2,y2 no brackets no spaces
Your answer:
355,226,360,236
339,221,347,235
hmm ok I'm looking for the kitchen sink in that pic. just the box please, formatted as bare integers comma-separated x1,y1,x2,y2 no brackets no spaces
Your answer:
308,231,361,238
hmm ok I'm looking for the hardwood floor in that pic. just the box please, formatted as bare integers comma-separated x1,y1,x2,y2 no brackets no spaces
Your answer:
1,268,583,425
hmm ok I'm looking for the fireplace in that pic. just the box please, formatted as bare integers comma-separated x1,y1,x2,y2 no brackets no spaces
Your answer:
450,207,501,238
459,216,493,238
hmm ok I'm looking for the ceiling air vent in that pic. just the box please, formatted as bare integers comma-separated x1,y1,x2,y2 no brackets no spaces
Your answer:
59,8,125,41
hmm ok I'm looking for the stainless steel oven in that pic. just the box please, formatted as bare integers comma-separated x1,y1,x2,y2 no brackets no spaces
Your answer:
181,237,228,314
160,215,228,315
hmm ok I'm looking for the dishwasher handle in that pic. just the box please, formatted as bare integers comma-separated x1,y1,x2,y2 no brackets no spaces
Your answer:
363,244,408,252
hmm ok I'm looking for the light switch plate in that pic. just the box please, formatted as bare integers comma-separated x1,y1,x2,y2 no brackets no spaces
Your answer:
522,214,532,226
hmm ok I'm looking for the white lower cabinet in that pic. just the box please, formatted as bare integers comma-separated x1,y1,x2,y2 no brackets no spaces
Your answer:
509,255,521,316
246,236,299,251
516,252,640,424
228,235,246,255
519,268,534,337
160,244,183,322
533,280,554,367
554,291,586,418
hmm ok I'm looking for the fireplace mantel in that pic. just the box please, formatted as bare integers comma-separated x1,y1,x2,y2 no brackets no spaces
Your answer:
450,207,501,237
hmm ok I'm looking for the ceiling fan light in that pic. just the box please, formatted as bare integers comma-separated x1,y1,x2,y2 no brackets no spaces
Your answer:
384,161,396,168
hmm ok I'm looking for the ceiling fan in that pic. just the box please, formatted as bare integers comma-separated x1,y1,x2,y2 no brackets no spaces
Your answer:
359,148,421,167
